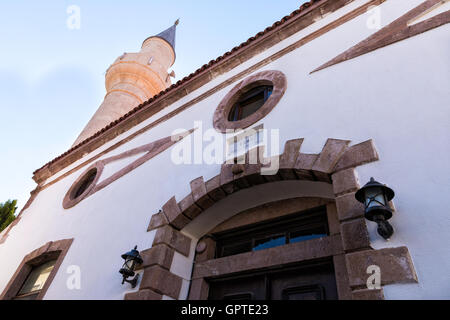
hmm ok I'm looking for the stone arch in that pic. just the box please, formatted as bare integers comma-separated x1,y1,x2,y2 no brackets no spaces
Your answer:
149,137,376,231
126,138,417,301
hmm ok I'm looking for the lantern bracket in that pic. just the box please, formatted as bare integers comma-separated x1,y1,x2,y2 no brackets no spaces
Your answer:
373,214,394,240
122,274,140,289
119,245,143,288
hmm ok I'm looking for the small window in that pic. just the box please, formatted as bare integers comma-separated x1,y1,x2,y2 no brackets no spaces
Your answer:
228,86,273,121
215,207,329,258
253,234,286,251
14,260,57,300
71,168,97,200
213,70,286,133
63,164,103,209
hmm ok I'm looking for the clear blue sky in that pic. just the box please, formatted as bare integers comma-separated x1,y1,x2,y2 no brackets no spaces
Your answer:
0,0,306,211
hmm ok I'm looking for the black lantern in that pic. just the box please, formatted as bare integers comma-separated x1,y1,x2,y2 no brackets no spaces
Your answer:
119,246,143,288
355,177,395,240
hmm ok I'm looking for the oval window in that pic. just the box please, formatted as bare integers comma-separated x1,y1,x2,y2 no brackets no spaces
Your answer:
228,85,273,122
63,163,103,209
213,70,287,133
70,168,97,200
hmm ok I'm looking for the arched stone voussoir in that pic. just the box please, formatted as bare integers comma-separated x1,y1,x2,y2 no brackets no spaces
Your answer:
220,163,267,194
179,193,203,220
332,139,379,173
153,138,380,231
161,196,191,230
205,175,227,202
278,138,304,180
190,177,215,211
294,153,319,181
311,138,351,182
140,137,393,301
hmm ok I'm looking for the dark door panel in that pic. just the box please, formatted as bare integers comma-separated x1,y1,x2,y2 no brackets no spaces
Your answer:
208,274,267,300
281,285,325,300
269,263,338,300
208,261,338,300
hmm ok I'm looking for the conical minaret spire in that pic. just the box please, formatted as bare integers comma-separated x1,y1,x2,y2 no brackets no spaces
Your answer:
72,21,179,146
141,19,179,67
150,19,179,52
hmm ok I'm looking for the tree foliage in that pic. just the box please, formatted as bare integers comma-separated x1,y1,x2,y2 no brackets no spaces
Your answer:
0,199,17,233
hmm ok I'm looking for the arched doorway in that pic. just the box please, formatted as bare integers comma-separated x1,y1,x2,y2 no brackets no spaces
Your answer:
191,196,341,300
128,138,417,301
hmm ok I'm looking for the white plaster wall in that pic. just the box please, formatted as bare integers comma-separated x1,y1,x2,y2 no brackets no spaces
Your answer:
0,0,449,299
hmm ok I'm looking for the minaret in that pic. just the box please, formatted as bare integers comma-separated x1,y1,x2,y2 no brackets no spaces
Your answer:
73,20,179,146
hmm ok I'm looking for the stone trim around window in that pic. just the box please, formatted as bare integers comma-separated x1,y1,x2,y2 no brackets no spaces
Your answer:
62,129,195,210
63,163,104,209
137,137,417,300
213,70,287,133
148,138,379,231
0,238,74,300
190,236,348,300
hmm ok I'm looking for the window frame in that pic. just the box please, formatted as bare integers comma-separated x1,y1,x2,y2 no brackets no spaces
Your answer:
72,168,98,199
63,162,104,209
13,259,57,300
0,239,73,300
214,206,329,258
228,85,273,122
213,70,287,133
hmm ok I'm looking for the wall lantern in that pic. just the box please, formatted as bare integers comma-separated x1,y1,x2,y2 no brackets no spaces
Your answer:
119,246,143,288
355,177,395,240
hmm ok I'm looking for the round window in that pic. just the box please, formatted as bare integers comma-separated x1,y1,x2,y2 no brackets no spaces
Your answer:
70,168,97,200
227,85,273,122
213,70,287,133
63,163,103,209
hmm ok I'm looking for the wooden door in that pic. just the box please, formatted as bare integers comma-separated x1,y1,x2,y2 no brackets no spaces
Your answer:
208,261,338,300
